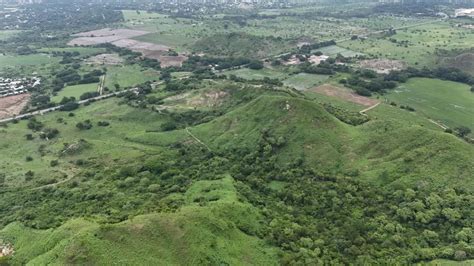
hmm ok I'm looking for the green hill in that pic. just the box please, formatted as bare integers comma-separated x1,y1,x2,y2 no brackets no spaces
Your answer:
0,92,473,265
0,177,277,265
193,95,474,190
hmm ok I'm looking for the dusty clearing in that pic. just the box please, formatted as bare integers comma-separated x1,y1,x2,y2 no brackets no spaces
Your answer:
69,28,149,45
311,84,379,107
0,93,30,119
69,28,187,67
359,59,406,74
85,53,124,65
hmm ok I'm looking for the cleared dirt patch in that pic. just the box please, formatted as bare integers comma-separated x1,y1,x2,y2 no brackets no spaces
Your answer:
85,53,123,65
439,52,474,75
0,93,30,119
311,84,379,107
69,28,187,67
359,59,406,74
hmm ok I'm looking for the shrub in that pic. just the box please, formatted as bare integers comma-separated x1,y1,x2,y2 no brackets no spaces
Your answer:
26,156,33,162
60,101,79,111
97,121,110,127
50,160,59,167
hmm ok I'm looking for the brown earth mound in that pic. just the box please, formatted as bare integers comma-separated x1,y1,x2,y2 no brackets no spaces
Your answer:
359,59,406,74
0,93,30,119
311,84,379,107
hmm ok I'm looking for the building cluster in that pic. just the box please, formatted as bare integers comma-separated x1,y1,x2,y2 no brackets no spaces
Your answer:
0,77,40,97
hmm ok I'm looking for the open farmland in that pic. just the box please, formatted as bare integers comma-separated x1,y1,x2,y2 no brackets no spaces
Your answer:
0,30,21,41
0,54,58,69
103,65,159,89
315,45,363,57
283,73,330,90
385,78,474,135
68,28,187,67
52,83,98,102
223,67,288,80
339,21,474,67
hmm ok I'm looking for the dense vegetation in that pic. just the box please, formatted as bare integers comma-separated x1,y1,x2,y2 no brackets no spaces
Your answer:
0,1,473,265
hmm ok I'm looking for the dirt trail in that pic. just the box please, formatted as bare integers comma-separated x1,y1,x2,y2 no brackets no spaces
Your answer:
359,102,381,115
186,128,212,152
428,119,448,130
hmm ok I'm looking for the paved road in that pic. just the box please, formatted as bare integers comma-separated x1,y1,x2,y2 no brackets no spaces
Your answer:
0,77,178,124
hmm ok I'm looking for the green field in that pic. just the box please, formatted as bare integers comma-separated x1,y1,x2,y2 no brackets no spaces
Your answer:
316,45,363,57
385,78,474,134
52,83,98,102
283,73,330,90
38,47,106,57
0,30,21,41
104,65,160,89
0,54,58,68
223,67,288,80
339,22,474,67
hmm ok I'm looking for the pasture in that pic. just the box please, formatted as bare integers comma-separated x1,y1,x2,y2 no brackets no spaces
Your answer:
52,83,98,102
0,54,58,68
339,21,474,67
316,45,363,57
103,65,159,89
0,30,21,41
385,78,474,134
223,67,288,80
283,73,329,90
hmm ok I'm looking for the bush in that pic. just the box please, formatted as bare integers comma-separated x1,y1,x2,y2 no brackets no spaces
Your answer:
161,121,177,131
26,156,33,162
248,60,264,70
50,160,59,167
79,91,100,100
60,101,79,111
355,87,372,96
76,120,93,130
97,121,110,127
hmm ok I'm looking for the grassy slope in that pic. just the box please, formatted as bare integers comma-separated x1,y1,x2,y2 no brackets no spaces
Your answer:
104,65,159,89
384,78,474,134
52,83,98,102
192,95,474,189
1,177,277,265
0,90,472,264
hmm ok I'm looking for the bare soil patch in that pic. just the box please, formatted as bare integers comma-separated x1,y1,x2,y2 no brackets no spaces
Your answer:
0,93,30,119
85,53,124,65
440,53,474,75
359,59,406,74
69,28,187,67
311,84,379,107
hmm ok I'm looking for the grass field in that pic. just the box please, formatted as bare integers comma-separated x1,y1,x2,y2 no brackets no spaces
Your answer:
104,65,160,89
52,83,98,102
0,54,58,68
0,30,21,41
283,73,330,90
223,67,288,80
339,22,474,67
316,45,363,57
38,47,106,57
384,78,474,135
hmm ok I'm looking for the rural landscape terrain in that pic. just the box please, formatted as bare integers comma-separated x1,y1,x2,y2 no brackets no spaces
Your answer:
0,0,473,265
